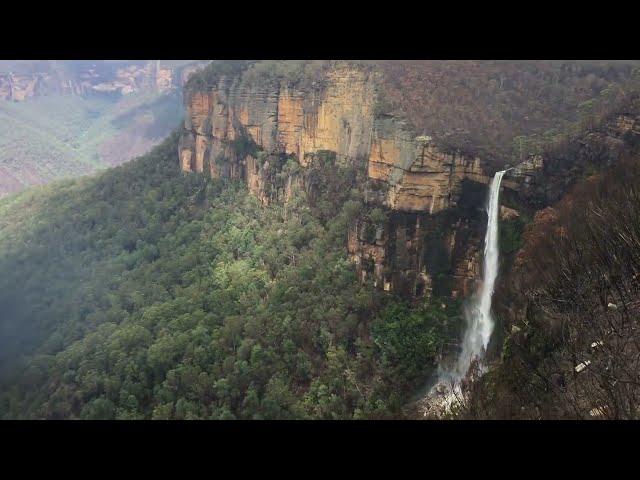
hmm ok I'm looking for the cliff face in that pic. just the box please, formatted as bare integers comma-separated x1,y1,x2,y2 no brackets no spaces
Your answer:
0,72,85,101
179,67,376,178
178,65,525,299
0,61,208,102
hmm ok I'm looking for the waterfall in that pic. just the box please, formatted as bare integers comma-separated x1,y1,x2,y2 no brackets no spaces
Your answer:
430,169,509,397
453,169,508,378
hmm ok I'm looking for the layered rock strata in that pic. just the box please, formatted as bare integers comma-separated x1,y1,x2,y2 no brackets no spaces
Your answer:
178,66,529,298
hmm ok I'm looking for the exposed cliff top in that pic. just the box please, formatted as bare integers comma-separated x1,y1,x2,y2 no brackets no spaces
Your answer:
184,60,640,167
184,60,344,95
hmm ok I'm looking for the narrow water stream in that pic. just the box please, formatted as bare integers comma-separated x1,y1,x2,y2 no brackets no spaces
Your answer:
420,169,510,416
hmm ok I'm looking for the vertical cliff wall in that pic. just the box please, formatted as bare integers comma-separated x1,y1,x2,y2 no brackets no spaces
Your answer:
178,65,505,299
0,61,209,102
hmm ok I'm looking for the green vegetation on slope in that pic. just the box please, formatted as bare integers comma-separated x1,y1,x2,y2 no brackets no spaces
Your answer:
377,60,640,165
499,217,527,255
0,132,457,419
0,91,184,197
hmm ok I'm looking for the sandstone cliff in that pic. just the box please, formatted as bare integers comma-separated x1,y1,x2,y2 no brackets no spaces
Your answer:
0,61,208,102
178,64,523,299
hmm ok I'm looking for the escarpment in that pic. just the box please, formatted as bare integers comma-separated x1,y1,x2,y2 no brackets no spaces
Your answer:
178,65,538,300
0,61,208,102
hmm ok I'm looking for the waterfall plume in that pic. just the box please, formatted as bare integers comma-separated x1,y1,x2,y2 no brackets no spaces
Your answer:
425,169,509,412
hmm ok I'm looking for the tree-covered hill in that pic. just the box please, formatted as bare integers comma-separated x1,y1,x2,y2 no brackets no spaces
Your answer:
0,132,458,419
376,60,640,164
0,91,184,197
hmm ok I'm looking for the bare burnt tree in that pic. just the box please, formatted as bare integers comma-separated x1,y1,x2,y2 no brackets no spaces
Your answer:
498,157,640,418
462,156,640,419
535,158,640,419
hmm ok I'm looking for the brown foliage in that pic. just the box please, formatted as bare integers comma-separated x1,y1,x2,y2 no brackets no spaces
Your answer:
467,156,640,419
376,60,638,166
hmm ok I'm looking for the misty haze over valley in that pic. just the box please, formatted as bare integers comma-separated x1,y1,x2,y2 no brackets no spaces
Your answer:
1,60,640,421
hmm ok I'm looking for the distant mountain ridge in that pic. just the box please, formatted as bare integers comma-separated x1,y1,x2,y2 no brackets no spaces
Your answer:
0,60,210,197
0,60,209,101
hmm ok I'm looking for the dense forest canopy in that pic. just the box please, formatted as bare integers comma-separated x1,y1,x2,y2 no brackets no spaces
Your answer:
0,133,460,419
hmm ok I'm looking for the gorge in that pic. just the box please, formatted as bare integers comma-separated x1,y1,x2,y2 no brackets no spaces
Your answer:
0,60,209,197
1,60,640,419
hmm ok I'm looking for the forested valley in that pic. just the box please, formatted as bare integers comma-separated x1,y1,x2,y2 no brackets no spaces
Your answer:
0,132,457,419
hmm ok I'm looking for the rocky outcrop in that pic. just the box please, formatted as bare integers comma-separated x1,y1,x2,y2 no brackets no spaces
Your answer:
366,125,488,213
0,72,85,101
0,61,208,102
347,209,484,299
178,65,516,299
179,67,377,181
90,62,186,96
499,205,520,221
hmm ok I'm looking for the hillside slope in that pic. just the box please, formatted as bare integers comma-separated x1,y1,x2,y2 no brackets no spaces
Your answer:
461,156,640,419
0,91,184,197
376,60,640,163
0,60,209,197
0,133,458,419
3,60,640,420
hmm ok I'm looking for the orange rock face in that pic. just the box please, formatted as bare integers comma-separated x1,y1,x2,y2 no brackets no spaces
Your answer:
276,90,305,160
188,91,211,133
368,138,399,182
179,66,494,214
178,65,516,299
180,66,378,177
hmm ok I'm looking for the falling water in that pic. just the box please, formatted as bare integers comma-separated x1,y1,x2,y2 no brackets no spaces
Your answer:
426,169,510,410
454,169,509,378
